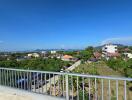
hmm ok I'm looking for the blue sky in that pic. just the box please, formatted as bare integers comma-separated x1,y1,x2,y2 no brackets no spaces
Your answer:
0,0,132,51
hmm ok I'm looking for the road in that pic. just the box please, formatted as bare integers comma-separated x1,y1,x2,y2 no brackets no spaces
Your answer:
66,60,81,71
33,60,81,94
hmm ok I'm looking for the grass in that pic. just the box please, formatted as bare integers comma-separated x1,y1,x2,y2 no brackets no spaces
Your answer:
72,61,132,100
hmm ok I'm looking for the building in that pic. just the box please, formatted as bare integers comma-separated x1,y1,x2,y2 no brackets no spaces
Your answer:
102,44,119,60
102,44,118,54
16,57,25,61
27,54,32,57
124,53,132,59
41,51,48,57
41,51,47,54
51,51,56,54
61,55,74,61
93,52,102,59
27,53,40,58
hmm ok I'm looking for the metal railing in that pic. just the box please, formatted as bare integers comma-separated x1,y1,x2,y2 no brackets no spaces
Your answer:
0,67,132,100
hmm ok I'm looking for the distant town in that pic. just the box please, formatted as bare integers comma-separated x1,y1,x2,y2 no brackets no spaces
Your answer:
0,43,132,61
0,43,132,77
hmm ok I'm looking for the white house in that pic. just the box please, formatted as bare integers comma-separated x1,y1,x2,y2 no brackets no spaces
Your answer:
41,51,48,54
102,44,119,60
124,53,132,59
27,54,33,57
51,51,56,54
102,44,118,54
27,53,40,58
41,51,48,57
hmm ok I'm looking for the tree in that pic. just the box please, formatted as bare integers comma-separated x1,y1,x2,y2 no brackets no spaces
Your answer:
85,46,94,53
106,58,132,77
63,51,77,56
78,50,93,61
0,58,70,72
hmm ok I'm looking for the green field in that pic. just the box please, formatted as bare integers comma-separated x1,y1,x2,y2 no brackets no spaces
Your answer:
72,61,132,100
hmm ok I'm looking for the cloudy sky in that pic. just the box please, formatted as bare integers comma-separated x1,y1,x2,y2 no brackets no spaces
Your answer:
0,0,132,51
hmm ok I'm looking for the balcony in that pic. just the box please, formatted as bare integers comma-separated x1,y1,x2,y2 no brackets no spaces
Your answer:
0,67,132,100
0,85,64,100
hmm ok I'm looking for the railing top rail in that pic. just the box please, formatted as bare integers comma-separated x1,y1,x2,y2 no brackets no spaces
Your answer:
0,67,132,81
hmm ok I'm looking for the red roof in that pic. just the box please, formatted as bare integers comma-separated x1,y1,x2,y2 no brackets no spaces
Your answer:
124,48,130,52
62,55,73,59
107,52,120,57
94,52,102,58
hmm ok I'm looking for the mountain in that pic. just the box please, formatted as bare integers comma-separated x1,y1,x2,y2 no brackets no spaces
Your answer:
95,44,126,50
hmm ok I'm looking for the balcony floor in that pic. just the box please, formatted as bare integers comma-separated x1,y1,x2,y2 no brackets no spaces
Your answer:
0,86,64,100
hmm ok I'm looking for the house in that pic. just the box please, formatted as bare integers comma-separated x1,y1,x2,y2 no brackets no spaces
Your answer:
124,53,132,59
16,57,25,61
56,54,63,59
124,48,131,52
27,54,32,57
107,52,120,57
27,53,40,58
41,51,48,57
61,55,74,61
32,53,40,58
106,52,120,60
103,52,121,60
51,51,56,54
122,48,132,59
41,51,47,54
94,52,102,59
102,44,118,54
102,44,119,60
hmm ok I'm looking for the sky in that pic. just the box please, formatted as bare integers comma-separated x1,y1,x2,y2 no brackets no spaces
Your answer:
0,0,132,51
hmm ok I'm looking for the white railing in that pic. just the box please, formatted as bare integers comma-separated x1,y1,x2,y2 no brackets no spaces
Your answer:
0,67,132,100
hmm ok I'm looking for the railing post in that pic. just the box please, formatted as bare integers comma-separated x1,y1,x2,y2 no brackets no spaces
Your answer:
0,69,1,85
65,74,69,100
124,80,127,100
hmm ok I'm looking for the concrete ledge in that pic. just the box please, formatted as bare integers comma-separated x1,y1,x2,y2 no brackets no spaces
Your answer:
0,86,65,100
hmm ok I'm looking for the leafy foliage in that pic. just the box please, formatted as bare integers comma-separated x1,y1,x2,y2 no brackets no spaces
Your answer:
106,58,132,77
0,58,70,71
73,63,99,75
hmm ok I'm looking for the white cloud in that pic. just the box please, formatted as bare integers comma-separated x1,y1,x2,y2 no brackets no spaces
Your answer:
101,37,132,45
